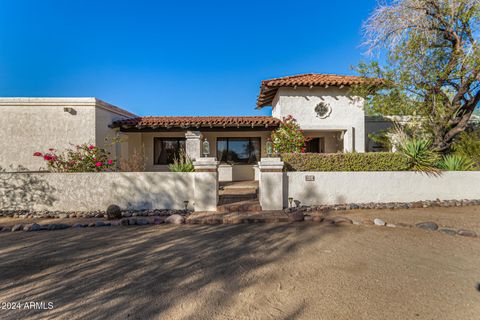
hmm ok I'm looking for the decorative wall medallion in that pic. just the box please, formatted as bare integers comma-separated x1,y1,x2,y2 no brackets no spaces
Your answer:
314,102,331,119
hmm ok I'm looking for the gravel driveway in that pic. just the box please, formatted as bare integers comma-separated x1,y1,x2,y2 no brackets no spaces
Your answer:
0,222,479,319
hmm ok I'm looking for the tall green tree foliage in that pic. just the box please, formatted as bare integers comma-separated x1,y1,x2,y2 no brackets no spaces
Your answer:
356,0,480,152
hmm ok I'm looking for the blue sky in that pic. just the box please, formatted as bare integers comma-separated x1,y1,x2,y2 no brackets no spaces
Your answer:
0,0,378,116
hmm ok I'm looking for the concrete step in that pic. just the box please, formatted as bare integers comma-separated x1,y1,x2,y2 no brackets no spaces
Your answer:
217,199,262,213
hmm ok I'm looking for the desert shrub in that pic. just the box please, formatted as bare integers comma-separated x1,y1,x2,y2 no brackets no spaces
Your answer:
396,138,440,172
281,152,410,171
169,148,194,172
451,130,480,169
438,154,475,171
34,144,115,172
119,146,146,172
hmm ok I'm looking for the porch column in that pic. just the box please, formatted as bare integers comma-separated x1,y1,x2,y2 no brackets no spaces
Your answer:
193,157,219,211
343,127,355,153
258,157,284,210
185,130,201,161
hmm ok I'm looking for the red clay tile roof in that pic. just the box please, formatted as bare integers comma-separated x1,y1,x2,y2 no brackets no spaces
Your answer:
256,73,380,108
111,116,281,130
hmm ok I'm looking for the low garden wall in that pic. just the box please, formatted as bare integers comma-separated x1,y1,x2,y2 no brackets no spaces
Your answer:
0,172,196,211
285,171,480,206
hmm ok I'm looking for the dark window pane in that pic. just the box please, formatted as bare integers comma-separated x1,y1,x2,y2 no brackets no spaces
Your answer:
216,138,261,164
154,138,186,165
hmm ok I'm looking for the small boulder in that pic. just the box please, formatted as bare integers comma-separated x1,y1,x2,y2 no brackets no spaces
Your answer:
24,223,42,232
415,221,438,231
95,221,106,227
457,229,477,238
106,205,122,220
374,218,386,226
11,224,24,232
165,214,185,224
153,217,165,225
72,223,86,228
136,218,149,225
333,217,353,224
439,228,457,236
58,213,68,219
120,218,130,226
386,223,396,228
48,223,70,230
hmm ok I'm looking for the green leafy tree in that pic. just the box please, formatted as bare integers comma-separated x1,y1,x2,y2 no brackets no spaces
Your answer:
271,115,309,153
355,0,480,152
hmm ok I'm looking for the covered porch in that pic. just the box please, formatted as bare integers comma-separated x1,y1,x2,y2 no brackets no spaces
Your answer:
111,116,280,181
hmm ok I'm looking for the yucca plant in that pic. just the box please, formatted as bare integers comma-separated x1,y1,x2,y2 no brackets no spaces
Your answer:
397,138,440,172
438,154,474,171
168,148,194,172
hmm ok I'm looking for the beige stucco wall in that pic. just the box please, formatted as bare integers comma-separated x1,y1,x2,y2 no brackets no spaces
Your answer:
285,171,480,207
0,172,195,211
271,87,365,152
0,98,134,171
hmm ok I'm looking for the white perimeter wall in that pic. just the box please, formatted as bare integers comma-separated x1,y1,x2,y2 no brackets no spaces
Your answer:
0,172,195,211
285,171,480,207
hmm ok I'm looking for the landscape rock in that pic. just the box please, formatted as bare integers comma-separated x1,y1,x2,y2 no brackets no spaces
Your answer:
23,223,42,232
136,218,149,225
439,228,457,236
1,226,11,232
165,214,185,224
120,218,130,226
95,221,106,227
386,223,396,228
333,217,353,224
48,223,70,230
58,213,68,219
153,217,165,225
415,221,438,231
106,205,122,220
373,218,386,226
457,229,477,238
11,224,24,232
304,215,313,222
72,223,86,228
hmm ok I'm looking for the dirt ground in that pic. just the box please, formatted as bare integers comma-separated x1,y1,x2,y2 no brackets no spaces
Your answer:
0,213,479,320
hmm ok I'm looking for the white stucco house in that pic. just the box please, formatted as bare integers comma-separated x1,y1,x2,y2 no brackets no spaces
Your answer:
0,73,387,181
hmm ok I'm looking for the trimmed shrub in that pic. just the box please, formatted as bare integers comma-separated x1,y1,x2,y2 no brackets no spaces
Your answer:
281,152,410,172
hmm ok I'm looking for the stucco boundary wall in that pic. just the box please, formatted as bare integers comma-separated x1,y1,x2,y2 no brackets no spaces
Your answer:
284,171,480,207
0,172,205,212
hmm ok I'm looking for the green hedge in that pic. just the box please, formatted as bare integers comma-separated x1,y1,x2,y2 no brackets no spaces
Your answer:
281,152,410,171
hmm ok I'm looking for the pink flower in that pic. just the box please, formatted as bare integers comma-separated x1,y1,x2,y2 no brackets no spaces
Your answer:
107,159,113,165
95,161,103,167
43,155,53,161
88,145,95,150
33,152,43,157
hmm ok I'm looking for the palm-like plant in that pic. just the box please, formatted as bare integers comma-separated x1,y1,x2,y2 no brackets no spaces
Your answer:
438,154,474,171
397,138,440,172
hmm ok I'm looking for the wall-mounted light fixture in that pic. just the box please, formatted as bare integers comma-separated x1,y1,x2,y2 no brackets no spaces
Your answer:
63,107,77,115
202,139,210,157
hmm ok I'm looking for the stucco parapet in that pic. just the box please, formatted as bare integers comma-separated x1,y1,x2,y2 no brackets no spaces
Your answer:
0,97,136,118
258,158,284,171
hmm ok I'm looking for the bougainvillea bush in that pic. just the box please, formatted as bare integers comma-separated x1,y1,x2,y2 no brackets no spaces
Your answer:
271,115,309,153
34,144,115,172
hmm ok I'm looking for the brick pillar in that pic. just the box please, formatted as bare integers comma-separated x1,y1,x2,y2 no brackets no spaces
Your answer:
258,157,284,210
193,157,219,211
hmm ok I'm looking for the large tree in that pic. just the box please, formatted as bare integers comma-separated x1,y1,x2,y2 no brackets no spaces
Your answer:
356,0,480,151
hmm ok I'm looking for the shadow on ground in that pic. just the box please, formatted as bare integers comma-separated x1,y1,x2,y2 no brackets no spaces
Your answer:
0,223,340,320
